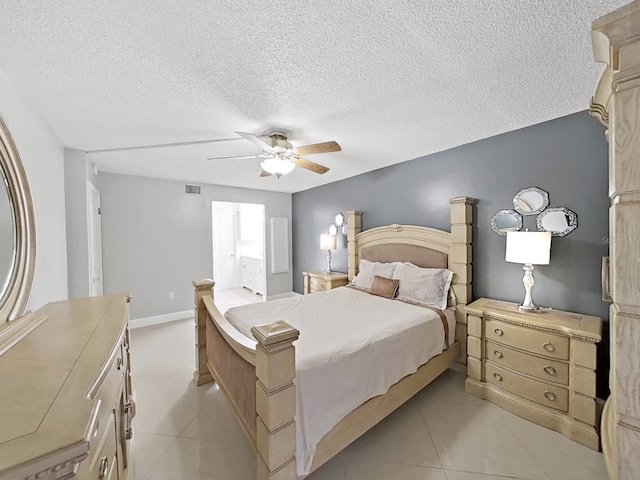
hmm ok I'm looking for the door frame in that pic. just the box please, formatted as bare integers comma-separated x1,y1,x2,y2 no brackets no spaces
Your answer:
86,182,103,296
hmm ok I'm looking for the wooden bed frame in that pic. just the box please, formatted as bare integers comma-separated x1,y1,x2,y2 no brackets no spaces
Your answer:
192,196,474,480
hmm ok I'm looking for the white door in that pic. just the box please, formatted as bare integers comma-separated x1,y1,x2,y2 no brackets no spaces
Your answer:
87,183,103,296
213,212,236,290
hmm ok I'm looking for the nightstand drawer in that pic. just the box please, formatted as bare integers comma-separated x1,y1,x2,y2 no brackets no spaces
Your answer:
309,277,328,291
486,340,569,385
485,318,569,360
486,362,569,412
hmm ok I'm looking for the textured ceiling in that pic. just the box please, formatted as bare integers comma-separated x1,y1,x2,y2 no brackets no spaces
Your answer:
0,0,628,193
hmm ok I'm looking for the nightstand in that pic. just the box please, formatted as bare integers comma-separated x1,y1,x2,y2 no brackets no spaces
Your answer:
465,298,602,450
303,271,348,294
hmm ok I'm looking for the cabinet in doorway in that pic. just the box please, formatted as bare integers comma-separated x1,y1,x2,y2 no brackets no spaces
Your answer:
241,256,264,295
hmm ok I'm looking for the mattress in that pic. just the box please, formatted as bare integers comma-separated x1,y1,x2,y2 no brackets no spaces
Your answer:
224,286,454,475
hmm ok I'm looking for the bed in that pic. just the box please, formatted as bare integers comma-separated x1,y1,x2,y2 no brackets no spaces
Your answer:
192,196,474,480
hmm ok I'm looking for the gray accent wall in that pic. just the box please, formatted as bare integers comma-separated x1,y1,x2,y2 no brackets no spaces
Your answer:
292,111,609,321
98,173,292,319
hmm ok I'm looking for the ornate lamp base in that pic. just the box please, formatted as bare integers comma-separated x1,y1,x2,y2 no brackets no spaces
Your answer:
323,249,333,274
518,263,540,311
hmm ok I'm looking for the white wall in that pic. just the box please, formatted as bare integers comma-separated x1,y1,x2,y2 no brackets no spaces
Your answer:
0,68,67,310
98,173,292,319
64,148,100,299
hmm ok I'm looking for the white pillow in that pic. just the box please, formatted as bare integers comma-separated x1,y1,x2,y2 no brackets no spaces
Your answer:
352,259,375,288
352,259,400,289
394,262,454,310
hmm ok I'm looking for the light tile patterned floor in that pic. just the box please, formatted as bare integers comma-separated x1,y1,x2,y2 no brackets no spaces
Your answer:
130,300,608,480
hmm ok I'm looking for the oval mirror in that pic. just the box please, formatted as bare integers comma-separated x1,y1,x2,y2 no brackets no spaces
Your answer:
0,114,36,325
328,224,338,235
490,209,523,236
0,167,14,296
513,187,549,216
334,212,345,227
536,207,578,237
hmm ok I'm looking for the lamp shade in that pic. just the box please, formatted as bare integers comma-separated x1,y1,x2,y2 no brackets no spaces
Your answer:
260,157,295,176
320,233,337,251
505,231,551,265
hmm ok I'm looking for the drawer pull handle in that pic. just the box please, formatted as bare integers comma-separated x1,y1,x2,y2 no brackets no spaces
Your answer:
117,357,122,370
493,373,503,382
543,365,556,375
98,457,108,479
494,350,503,359
494,328,504,336
544,391,556,401
542,342,555,352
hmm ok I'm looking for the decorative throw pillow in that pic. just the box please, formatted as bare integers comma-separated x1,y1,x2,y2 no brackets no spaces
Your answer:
368,275,400,299
394,262,453,309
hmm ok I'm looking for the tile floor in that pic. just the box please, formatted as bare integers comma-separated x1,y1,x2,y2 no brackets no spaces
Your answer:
130,292,608,480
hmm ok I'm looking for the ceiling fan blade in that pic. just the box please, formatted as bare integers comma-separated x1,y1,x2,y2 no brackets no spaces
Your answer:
206,154,266,161
293,157,329,174
293,141,341,156
260,170,272,177
236,131,273,150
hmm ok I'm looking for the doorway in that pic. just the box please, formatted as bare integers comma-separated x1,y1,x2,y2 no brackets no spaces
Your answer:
212,202,266,306
87,182,103,296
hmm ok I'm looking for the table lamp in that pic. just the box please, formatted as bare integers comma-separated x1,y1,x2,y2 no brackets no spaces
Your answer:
320,234,337,273
505,231,551,311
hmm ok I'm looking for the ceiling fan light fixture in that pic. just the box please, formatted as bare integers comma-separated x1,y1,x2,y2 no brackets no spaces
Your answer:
260,156,295,176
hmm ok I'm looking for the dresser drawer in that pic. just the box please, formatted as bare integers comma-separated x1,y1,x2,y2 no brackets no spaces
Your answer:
88,341,125,464
486,340,569,385
485,318,569,360
485,362,569,412
89,412,118,480
309,277,328,291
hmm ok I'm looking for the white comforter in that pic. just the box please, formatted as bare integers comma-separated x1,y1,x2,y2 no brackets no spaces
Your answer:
224,287,454,475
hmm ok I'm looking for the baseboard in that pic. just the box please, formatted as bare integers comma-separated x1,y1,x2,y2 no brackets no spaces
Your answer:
129,309,192,329
266,291,302,301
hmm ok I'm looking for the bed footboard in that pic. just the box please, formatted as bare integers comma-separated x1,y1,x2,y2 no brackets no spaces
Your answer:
193,280,300,480
252,322,299,480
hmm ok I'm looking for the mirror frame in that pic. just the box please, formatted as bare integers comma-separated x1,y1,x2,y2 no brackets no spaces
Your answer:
334,212,345,227
490,209,523,236
0,114,36,324
536,207,578,237
512,187,549,216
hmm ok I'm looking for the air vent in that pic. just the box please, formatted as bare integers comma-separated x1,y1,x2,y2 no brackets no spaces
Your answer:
185,184,201,195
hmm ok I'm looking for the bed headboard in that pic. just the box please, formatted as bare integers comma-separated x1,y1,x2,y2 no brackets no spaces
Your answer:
346,197,474,369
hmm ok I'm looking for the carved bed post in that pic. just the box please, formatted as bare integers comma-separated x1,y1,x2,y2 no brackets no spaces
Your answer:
251,321,300,480
449,197,475,368
193,279,215,386
346,210,363,282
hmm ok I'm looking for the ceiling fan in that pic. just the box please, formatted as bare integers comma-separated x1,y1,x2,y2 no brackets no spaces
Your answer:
207,131,341,177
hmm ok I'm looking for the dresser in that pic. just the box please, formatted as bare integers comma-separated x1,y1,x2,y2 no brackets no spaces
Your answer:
0,294,135,480
303,271,348,294
465,298,602,450
241,256,264,295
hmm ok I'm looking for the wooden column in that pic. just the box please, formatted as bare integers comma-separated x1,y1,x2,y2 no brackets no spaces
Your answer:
449,196,474,368
346,210,363,282
251,321,299,480
193,279,215,386
591,3,640,478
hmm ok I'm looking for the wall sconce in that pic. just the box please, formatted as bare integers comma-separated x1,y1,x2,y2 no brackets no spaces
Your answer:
320,234,337,273
328,212,346,235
